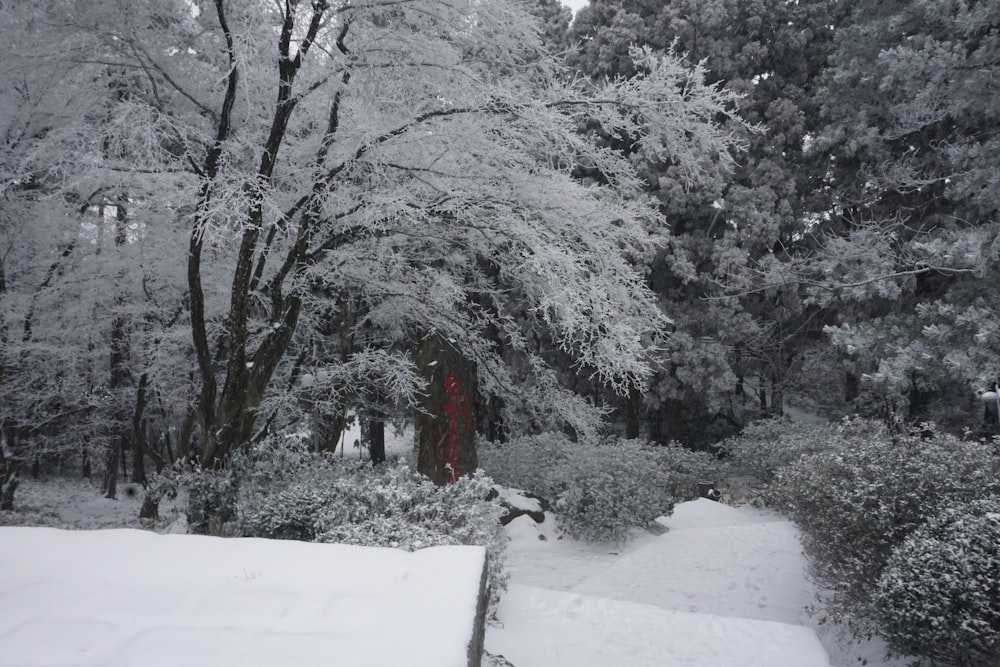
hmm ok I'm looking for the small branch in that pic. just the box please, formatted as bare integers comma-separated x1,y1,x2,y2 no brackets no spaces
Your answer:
706,266,981,300
323,104,492,185
23,239,78,343
129,38,220,122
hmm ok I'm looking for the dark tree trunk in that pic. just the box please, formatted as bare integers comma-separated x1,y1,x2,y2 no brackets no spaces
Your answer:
480,394,506,444
845,370,860,403
316,410,348,454
733,343,745,399
176,409,195,463
365,415,386,465
138,493,159,520
162,429,175,467
624,386,642,440
316,294,357,453
0,237,15,509
131,373,150,486
102,436,120,500
0,454,16,510
767,371,785,417
103,202,132,501
415,332,477,485
649,397,683,445
1,419,18,511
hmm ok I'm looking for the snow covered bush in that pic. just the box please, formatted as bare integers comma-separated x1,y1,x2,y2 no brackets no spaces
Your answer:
184,465,240,536
771,419,1000,622
479,434,721,542
476,433,574,501
720,418,840,488
229,447,508,608
556,441,677,543
873,496,1000,667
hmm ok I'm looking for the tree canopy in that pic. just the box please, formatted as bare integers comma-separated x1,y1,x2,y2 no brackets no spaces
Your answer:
3,0,999,501
0,0,742,483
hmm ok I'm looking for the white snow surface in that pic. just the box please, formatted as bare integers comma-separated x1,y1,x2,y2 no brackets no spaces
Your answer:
486,499,833,667
0,528,485,667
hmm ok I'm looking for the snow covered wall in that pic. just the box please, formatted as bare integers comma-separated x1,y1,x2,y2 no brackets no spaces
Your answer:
0,528,488,667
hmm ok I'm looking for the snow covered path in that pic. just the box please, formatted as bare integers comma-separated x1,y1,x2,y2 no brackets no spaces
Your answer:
486,499,833,667
573,501,813,625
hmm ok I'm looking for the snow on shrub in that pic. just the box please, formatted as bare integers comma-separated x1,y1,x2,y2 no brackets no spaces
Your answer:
556,441,676,543
171,438,509,608
771,419,1000,623
477,432,574,501
873,496,1000,667
234,450,508,608
720,417,840,488
479,433,721,542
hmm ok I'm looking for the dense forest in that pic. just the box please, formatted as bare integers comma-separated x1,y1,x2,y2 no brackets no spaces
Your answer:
2,0,998,496
4,2,1000,664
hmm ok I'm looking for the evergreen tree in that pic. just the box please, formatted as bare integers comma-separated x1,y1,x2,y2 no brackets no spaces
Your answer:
807,0,1000,425
568,0,836,443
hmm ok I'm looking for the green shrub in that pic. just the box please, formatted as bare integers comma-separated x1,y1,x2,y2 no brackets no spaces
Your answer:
479,434,721,542
874,496,1000,667
771,419,1000,621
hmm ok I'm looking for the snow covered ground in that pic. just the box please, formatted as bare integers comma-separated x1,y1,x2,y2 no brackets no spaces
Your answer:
489,498,911,667
486,500,831,667
0,527,486,667
1,478,909,667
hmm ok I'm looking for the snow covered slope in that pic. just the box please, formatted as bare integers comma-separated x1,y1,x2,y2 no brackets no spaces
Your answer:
486,499,832,667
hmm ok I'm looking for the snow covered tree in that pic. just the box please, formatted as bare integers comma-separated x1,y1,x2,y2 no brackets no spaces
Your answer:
0,1,204,504
567,0,834,442
804,0,1000,425
2,0,743,478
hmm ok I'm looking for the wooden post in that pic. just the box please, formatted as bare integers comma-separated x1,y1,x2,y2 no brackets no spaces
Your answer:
415,333,477,485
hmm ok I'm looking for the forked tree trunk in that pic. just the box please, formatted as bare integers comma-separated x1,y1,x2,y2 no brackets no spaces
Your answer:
415,333,477,485
187,1,329,469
